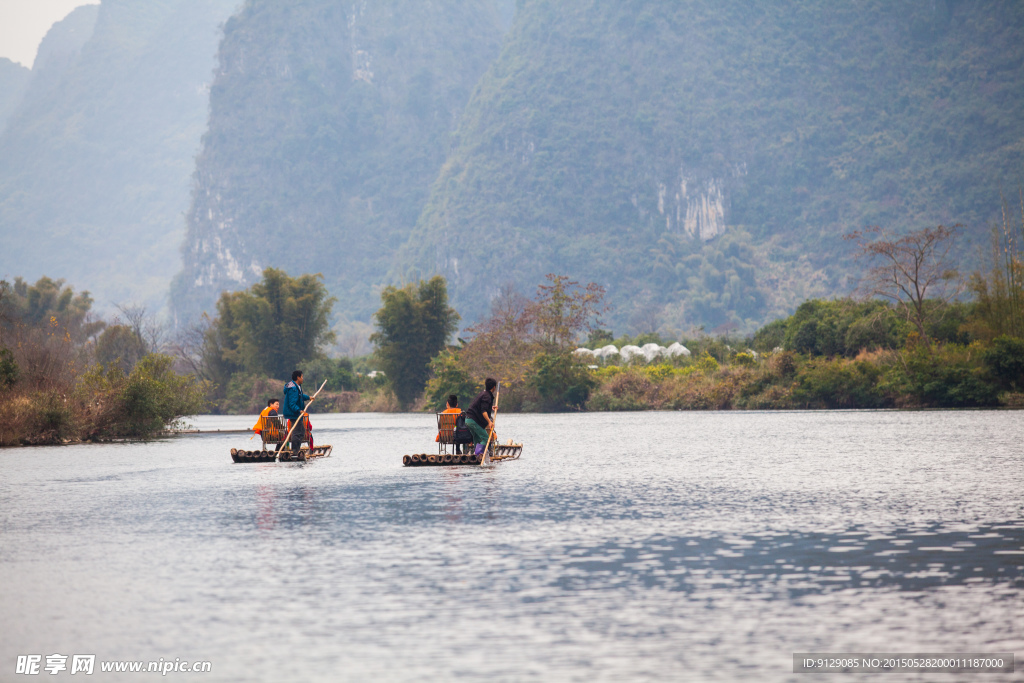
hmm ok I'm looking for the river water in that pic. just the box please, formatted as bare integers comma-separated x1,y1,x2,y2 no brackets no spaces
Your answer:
1,411,1022,681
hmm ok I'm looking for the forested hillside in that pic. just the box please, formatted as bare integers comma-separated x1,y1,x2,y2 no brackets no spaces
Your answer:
0,0,237,313
172,0,510,328
398,0,1024,331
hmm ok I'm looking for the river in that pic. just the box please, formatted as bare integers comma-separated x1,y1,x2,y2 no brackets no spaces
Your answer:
2,411,1022,681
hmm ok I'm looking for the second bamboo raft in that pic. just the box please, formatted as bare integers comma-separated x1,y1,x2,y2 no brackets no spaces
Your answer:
402,444,523,466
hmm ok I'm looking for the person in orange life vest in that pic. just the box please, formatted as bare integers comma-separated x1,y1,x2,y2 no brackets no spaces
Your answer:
436,394,464,454
252,398,281,434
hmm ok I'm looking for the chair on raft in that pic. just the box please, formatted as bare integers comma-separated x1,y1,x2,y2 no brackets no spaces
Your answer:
436,411,463,455
256,414,288,452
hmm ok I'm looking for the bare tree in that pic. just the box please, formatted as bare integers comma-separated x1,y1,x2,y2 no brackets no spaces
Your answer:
113,303,167,354
845,224,962,343
169,315,215,382
532,274,607,349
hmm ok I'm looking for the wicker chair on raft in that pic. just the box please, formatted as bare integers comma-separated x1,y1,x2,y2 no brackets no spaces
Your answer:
436,411,467,455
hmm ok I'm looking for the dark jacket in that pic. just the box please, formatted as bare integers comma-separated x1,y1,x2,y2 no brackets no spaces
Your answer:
283,381,310,420
465,389,494,427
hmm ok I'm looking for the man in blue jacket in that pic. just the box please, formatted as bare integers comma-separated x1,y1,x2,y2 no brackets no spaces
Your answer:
283,370,311,453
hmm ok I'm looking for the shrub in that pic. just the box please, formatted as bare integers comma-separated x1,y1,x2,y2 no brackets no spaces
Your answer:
662,368,751,409
694,351,720,373
769,351,796,378
594,365,625,380
982,335,1024,391
790,358,888,408
642,364,679,382
737,382,795,409
78,353,209,439
891,345,999,408
115,355,209,436
733,351,756,366
587,369,658,410
30,390,78,443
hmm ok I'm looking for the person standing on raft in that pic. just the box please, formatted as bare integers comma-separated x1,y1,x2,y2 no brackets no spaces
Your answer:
283,370,311,453
465,378,497,456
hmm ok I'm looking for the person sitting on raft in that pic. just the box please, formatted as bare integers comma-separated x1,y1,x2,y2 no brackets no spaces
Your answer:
252,398,281,434
283,370,311,452
252,398,284,450
465,378,497,456
436,394,464,454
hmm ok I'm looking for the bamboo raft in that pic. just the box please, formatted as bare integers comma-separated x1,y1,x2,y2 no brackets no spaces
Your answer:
230,445,333,463
403,443,522,466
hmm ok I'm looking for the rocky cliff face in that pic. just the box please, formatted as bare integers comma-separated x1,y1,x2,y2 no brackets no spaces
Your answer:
172,0,508,325
0,0,237,313
398,0,1024,330
171,0,1024,333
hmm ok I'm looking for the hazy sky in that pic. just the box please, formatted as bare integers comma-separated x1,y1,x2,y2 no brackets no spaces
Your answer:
0,0,99,68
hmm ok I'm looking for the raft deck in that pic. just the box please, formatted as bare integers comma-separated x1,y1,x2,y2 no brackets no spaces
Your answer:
230,445,332,463
403,444,523,466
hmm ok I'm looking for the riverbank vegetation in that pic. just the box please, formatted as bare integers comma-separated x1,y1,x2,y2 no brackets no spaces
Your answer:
176,216,1024,415
0,277,206,445
417,218,1024,412
6,210,1022,442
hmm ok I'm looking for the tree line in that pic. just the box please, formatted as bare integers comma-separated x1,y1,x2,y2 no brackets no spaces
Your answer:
3,200,1022,445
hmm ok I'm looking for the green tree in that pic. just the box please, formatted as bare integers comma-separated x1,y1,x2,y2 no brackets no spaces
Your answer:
214,268,336,380
781,298,902,357
0,276,104,343
372,276,459,408
528,351,597,411
968,195,1024,340
303,357,359,392
533,275,606,350
424,348,478,411
95,325,148,373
